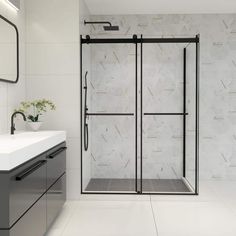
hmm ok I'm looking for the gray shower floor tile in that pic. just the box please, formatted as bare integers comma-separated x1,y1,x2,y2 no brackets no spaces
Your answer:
85,178,190,193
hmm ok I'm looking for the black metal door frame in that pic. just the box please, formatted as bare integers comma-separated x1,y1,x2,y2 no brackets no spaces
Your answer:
140,34,199,195
80,34,199,195
80,35,139,195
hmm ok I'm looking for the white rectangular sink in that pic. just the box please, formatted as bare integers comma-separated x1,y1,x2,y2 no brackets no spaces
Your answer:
0,131,66,171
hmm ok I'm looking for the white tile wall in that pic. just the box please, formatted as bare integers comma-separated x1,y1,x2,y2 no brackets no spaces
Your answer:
25,0,90,199
0,0,26,134
26,44,79,75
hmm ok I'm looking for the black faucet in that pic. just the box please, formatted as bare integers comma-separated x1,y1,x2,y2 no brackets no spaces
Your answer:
11,112,26,135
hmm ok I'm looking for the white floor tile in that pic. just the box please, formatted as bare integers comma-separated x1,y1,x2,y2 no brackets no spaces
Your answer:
79,194,150,201
45,228,62,236
46,201,76,235
61,201,157,236
47,181,236,236
152,201,236,236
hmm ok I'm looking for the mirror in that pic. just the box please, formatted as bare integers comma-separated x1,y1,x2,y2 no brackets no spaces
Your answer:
0,15,19,83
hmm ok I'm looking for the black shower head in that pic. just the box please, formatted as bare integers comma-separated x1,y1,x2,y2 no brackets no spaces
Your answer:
84,20,119,31
103,25,119,31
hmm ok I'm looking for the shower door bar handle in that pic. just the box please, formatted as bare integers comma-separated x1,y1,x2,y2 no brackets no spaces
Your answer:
87,113,134,116
144,113,188,116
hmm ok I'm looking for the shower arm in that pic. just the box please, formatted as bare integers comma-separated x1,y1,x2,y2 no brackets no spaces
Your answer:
84,20,119,31
84,20,112,27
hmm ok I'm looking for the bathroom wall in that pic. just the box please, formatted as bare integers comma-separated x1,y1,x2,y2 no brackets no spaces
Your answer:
0,0,26,134
88,14,236,181
80,0,92,190
25,0,90,199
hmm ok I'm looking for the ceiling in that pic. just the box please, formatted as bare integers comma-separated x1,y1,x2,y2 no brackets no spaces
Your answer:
85,0,236,15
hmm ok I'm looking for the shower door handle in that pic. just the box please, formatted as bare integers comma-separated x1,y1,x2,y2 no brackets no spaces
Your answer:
84,71,89,151
84,123,89,151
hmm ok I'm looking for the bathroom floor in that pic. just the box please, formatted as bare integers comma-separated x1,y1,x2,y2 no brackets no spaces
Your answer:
85,178,191,192
46,181,236,236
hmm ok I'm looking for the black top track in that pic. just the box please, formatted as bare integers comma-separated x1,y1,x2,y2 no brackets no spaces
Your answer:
81,34,199,44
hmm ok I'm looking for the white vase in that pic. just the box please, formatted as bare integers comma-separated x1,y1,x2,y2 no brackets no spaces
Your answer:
28,122,43,131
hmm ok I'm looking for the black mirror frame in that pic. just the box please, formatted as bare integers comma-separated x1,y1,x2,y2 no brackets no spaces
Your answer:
0,14,19,84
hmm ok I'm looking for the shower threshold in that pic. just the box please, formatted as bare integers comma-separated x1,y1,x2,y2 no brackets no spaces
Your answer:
84,178,193,193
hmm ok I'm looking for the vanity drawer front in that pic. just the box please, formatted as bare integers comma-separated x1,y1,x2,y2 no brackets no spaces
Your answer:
46,142,66,188
47,173,66,228
10,195,46,236
9,154,46,227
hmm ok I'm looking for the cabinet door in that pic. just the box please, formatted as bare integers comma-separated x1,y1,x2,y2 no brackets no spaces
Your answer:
10,195,46,236
9,154,47,227
47,143,66,188
47,173,66,229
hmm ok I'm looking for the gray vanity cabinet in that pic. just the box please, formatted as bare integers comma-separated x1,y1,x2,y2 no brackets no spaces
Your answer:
46,142,66,228
47,174,66,228
9,154,47,228
0,153,47,229
0,142,66,236
10,195,46,236
46,143,66,189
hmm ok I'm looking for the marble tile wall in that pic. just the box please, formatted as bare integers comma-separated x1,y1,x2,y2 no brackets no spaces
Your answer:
84,14,236,180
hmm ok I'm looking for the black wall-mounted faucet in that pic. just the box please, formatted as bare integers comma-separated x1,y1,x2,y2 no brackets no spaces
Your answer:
11,112,26,135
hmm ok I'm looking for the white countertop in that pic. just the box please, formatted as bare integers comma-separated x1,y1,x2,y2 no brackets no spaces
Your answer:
0,131,66,171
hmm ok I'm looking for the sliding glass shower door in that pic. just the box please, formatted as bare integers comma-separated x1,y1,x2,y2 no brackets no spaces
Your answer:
141,39,198,193
80,35,199,195
81,39,138,193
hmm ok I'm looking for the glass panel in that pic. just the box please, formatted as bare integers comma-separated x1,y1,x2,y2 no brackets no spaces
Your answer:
142,41,196,193
185,43,197,191
90,44,135,113
82,44,92,191
81,36,198,195
82,41,136,193
142,115,190,192
83,116,136,192
143,43,183,113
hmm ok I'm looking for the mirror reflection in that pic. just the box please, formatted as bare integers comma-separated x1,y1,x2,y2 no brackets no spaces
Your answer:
0,15,19,83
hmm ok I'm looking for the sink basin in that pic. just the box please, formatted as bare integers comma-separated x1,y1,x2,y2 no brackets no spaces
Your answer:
0,131,66,171
0,132,56,151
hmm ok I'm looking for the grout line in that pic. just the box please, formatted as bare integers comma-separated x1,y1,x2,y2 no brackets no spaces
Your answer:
150,195,159,236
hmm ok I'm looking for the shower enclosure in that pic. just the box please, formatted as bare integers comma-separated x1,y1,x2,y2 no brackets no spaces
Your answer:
80,34,199,195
